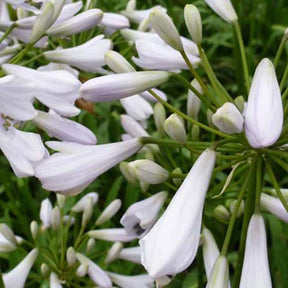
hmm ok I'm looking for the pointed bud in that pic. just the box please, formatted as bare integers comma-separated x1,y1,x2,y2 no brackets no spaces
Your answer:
164,113,186,144
206,255,229,288
187,79,202,120
203,0,238,23
76,264,88,277
191,125,200,141
184,5,202,44
154,103,166,135
41,263,49,276
0,223,17,246
128,160,169,184
212,102,244,134
82,197,94,227
229,200,245,218
88,228,137,242
214,205,231,222
95,199,122,226
50,272,62,288
30,221,38,240
40,198,53,229
234,96,245,113
72,192,99,213
118,246,142,264
87,238,96,252
172,167,183,186
66,247,76,267
105,50,135,73
105,242,124,264
149,8,183,51
51,207,61,230
120,162,138,185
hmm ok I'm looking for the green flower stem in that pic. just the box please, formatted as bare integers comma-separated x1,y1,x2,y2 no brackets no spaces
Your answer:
170,172,187,178
172,73,217,111
21,52,44,66
220,160,254,256
266,159,288,213
233,21,250,95
197,44,233,104
232,157,257,288
148,89,230,138
269,154,288,172
0,23,17,44
180,50,218,104
9,42,35,64
274,36,287,68
282,86,288,104
280,61,288,91
254,154,263,213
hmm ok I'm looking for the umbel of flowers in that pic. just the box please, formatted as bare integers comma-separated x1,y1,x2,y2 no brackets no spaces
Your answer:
0,0,287,287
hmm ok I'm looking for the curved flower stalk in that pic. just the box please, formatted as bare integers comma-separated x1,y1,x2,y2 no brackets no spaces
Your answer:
32,110,97,145
80,71,170,103
107,271,154,288
0,126,46,177
120,191,167,237
3,64,81,117
133,39,200,71
239,214,272,288
35,138,143,195
245,58,283,148
3,248,38,288
140,149,216,281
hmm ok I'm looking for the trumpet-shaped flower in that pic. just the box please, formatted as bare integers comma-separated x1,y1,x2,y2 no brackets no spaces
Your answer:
140,149,216,279
203,0,238,23
3,64,81,117
3,248,38,288
44,35,112,73
35,138,143,195
239,214,272,288
121,191,167,238
32,110,97,145
80,71,170,103
132,40,200,71
245,58,283,148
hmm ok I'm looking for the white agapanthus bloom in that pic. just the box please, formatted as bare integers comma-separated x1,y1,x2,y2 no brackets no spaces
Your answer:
120,191,167,237
3,64,81,116
87,228,137,243
106,271,154,288
95,199,122,225
32,110,97,145
40,198,53,228
71,192,99,212
140,149,216,281
187,79,202,120
100,12,129,32
35,138,143,195
239,214,272,288
50,272,63,288
3,248,38,288
133,39,200,71
245,58,283,148
118,246,142,264
44,35,112,73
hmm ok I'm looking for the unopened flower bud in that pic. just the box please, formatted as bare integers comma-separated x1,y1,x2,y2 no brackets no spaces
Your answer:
76,264,88,277
214,205,231,222
184,4,202,44
82,197,94,227
105,242,123,264
0,223,17,245
234,96,245,113
95,199,122,226
149,8,183,51
206,255,229,288
207,109,214,127
41,263,50,276
126,0,136,11
128,160,169,184
66,247,76,267
172,167,183,186
51,206,61,230
56,194,65,209
212,102,244,134
164,113,186,144
105,50,135,73
140,181,150,193
87,238,96,252
187,79,202,120
30,221,38,240
154,103,166,135
72,192,99,213
191,125,200,141
120,162,138,185
145,150,155,161
229,200,245,218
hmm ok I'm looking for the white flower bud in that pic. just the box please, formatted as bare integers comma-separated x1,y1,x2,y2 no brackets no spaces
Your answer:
82,197,94,228
0,223,17,246
214,205,231,222
51,206,61,230
164,113,186,144
191,125,200,141
105,242,123,264
86,238,96,252
126,0,136,11
172,167,183,186
212,102,244,134
72,192,99,213
120,162,138,185
30,221,38,240
66,247,76,267
187,79,202,120
154,103,166,135
206,255,229,288
105,50,135,73
229,200,245,218
41,263,49,276
50,272,62,288
56,194,66,209
149,8,183,51
40,198,53,229
95,199,122,226
234,96,245,113
184,4,202,44
129,160,169,184
76,264,88,277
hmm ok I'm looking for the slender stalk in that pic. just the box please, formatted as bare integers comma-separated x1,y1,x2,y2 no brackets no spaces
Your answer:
254,154,263,212
266,159,288,213
233,21,250,95
0,23,16,44
197,44,233,104
148,89,230,138
280,61,288,91
9,42,35,64
221,161,254,256
274,37,286,68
